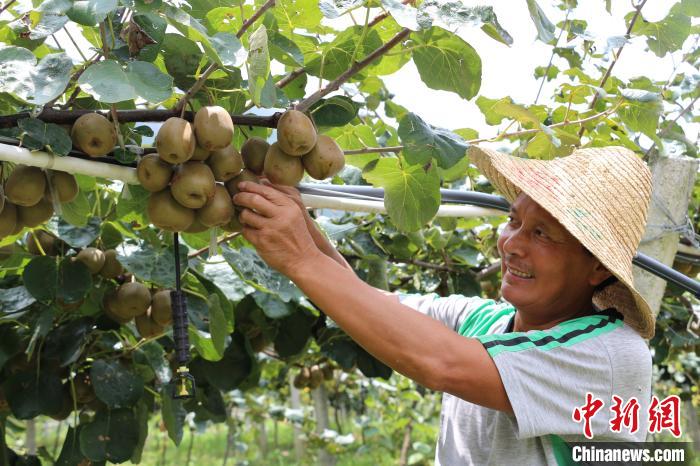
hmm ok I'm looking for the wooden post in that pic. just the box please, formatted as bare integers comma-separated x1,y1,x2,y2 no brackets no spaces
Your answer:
633,155,699,317
288,372,305,461
312,384,336,466
25,419,36,456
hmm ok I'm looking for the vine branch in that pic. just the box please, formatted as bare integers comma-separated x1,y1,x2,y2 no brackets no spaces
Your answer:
295,28,411,112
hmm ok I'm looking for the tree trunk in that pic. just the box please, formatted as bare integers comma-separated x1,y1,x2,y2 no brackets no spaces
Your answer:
258,418,268,459
398,420,414,466
25,419,36,456
222,418,235,466
633,155,699,317
289,372,305,461
312,384,336,466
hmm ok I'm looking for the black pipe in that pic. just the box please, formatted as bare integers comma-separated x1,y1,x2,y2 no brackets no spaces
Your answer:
298,183,700,299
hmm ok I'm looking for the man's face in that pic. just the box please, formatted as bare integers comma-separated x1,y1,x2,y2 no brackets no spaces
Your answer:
496,193,609,319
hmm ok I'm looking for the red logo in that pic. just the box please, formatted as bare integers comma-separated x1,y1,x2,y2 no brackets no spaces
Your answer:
609,396,640,434
648,395,681,438
572,392,605,439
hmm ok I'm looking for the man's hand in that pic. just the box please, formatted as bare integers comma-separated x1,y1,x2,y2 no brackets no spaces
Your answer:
232,182,323,276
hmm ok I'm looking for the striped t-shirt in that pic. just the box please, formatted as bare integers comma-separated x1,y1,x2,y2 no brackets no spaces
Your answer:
400,294,652,466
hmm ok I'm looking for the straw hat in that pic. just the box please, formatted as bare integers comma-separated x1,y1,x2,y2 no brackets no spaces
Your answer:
469,145,655,339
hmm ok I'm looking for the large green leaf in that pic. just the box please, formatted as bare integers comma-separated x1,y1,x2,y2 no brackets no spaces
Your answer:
199,333,253,390
248,25,270,107
161,386,186,445
0,48,72,105
311,96,360,127
362,157,441,232
125,61,173,103
118,242,188,288
319,0,364,19
325,124,379,168
412,27,481,100
629,5,691,57
67,0,118,25
306,27,383,81
525,0,555,43
22,256,57,302
617,99,662,139
79,408,139,463
398,112,469,168
78,60,135,103
90,360,145,408
208,294,227,358
18,118,72,156
268,30,305,67
29,11,69,40
274,309,315,357
30,53,73,104
0,287,36,315
57,216,101,247
416,0,513,45
274,0,323,31
381,0,420,30
3,370,64,419
161,33,202,89
57,258,93,304
253,291,295,319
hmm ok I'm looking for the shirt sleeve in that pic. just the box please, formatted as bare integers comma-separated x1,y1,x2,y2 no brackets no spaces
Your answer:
399,293,486,332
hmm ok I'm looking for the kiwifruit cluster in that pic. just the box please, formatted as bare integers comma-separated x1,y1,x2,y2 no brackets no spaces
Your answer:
0,166,78,238
103,284,173,338
140,108,345,233
70,113,117,157
292,363,334,390
74,246,125,279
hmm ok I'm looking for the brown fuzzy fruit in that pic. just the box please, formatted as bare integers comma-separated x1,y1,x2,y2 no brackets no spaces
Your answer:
197,185,234,227
193,106,234,150
191,145,211,162
17,198,53,227
45,171,79,203
103,290,132,324
99,249,123,279
208,145,243,182
135,312,165,339
221,212,243,233
263,143,304,186
114,282,151,319
225,169,259,197
25,230,58,255
241,137,269,175
71,113,117,157
137,154,173,192
276,110,317,156
156,117,196,164
184,218,208,233
6,165,46,206
75,247,105,274
302,135,345,180
170,162,216,209
308,365,324,389
151,290,173,326
147,189,195,232
0,203,17,237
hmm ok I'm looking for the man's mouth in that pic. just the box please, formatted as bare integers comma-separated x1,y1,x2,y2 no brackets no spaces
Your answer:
506,265,534,279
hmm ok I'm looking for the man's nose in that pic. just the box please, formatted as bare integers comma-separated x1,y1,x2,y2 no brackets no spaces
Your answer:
501,227,528,256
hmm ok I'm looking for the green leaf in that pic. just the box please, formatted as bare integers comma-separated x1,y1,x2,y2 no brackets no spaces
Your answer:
125,61,173,103
60,190,92,226
325,124,379,168
3,370,63,419
31,53,73,104
252,291,295,319
78,60,136,103
398,112,468,168
412,27,482,100
381,0,420,30
57,216,101,247
199,333,253,389
0,46,35,102
617,99,662,138
43,318,93,367
274,0,323,31
319,0,364,19
417,1,513,45
67,0,118,25
189,325,224,361
29,12,68,40
310,96,360,127
629,5,691,57
248,25,270,107
118,242,189,288
356,346,392,379
274,310,315,357
268,31,305,66
57,258,92,304
620,88,661,103
525,0,555,43
90,360,144,408
23,256,57,302
306,27,383,81
362,157,441,232
161,387,186,446
525,128,579,160
208,294,227,358
56,427,91,466
18,119,72,156
79,408,139,463
0,287,36,315
162,33,202,90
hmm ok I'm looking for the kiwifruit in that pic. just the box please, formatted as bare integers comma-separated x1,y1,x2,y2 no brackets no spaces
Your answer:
135,312,165,339
71,113,116,157
193,106,234,151
302,135,345,180
308,365,323,389
208,144,243,182
45,171,79,203
250,332,268,352
103,291,131,324
191,145,211,162
99,249,123,279
5,165,46,206
293,368,309,389
0,203,17,237
147,189,195,232
225,169,259,196
114,282,151,318
75,247,105,274
9,218,23,236
17,198,53,227
263,143,304,186
322,364,334,381
197,185,234,227
49,385,74,421
184,218,208,233
241,137,269,175
25,230,57,255
156,117,196,164
276,110,317,156
150,290,173,326
137,154,173,192
170,162,216,209
221,212,243,233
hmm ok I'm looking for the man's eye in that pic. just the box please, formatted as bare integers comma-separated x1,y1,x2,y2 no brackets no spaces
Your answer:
535,228,548,238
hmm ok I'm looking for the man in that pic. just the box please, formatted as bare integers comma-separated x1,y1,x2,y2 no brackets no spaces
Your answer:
233,146,655,465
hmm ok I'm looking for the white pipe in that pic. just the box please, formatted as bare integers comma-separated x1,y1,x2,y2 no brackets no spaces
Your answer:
0,143,503,218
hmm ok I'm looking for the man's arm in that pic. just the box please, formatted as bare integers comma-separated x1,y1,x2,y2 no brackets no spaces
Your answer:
233,182,513,413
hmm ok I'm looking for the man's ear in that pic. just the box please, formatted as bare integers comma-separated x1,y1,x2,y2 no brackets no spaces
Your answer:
589,260,613,287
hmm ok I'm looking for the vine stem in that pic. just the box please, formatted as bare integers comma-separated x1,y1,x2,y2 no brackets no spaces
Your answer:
175,0,276,114
100,22,126,151
577,0,647,137
0,0,16,14
644,93,700,158
62,26,88,62
533,7,571,104
343,146,402,155
295,28,411,112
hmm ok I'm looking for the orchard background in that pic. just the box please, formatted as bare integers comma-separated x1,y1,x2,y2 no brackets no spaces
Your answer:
0,0,698,464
